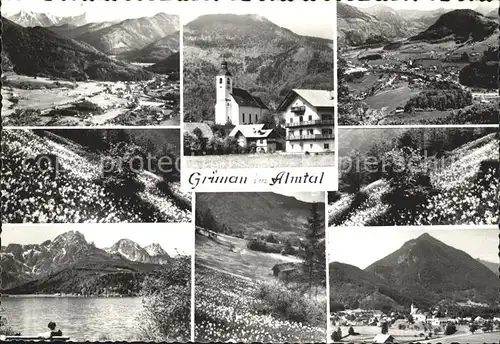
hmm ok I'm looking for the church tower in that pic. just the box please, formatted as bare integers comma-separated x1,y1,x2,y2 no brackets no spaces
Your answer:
215,60,233,125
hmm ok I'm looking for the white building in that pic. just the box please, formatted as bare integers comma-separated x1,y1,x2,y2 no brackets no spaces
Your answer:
229,124,283,153
277,89,334,153
214,61,269,125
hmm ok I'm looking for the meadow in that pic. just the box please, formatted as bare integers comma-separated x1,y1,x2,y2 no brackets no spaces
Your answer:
330,131,499,226
364,85,421,113
195,264,327,343
185,152,334,169
1,129,191,223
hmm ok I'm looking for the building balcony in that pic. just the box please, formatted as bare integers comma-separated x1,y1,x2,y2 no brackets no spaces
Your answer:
285,119,334,128
290,105,306,113
286,133,335,141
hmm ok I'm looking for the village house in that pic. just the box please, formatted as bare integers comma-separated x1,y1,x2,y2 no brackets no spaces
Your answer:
277,89,334,153
373,334,394,344
214,61,270,125
229,124,283,153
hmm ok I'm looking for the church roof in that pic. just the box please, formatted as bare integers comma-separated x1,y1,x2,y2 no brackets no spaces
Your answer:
231,88,269,110
229,124,274,139
277,89,334,111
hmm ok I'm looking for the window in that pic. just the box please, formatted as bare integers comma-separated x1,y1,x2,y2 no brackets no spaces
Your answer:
322,129,333,136
308,129,313,135
227,79,230,84
324,143,330,149
299,116,303,122
219,78,223,84
242,113,245,123
310,144,313,149
299,129,303,136
308,115,312,121
255,114,258,123
321,114,333,121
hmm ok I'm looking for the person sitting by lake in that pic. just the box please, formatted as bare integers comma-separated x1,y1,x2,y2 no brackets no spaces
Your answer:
41,321,63,338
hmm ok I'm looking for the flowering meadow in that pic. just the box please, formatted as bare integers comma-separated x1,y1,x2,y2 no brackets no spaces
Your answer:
195,265,327,343
1,130,191,223
329,133,499,226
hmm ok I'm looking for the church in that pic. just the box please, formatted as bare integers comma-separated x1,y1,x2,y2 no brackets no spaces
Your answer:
214,61,270,125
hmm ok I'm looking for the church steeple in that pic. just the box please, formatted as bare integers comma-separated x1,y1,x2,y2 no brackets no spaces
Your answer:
219,60,232,76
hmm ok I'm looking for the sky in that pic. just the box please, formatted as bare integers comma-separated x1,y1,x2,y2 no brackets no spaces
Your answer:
328,226,498,269
348,0,498,11
2,0,334,39
1,223,193,256
279,191,325,203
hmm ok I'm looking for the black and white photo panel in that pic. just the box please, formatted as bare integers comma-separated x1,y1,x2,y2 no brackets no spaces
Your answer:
0,223,193,342
328,127,498,226
337,0,498,125
327,226,499,344
2,129,191,223
2,1,180,126
194,191,328,343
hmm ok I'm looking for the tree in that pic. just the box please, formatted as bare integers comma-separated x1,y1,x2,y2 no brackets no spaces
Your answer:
348,326,355,336
469,323,479,333
341,150,365,193
300,202,325,290
201,209,218,232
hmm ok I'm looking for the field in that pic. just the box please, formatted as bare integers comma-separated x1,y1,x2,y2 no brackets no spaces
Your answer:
381,110,451,125
185,152,335,169
1,129,191,223
328,324,487,343
363,84,420,113
195,232,302,282
1,74,180,126
195,230,327,342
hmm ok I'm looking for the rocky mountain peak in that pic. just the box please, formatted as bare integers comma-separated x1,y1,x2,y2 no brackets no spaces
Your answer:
144,243,167,256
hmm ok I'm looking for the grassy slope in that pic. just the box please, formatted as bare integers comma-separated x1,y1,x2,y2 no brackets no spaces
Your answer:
338,128,408,156
195,231,301,282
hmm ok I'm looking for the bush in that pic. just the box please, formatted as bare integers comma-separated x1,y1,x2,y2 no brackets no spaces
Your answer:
137,256,191,342
348,326,355,335
98,142,146,198
246,238,282,254
445,323,457,335
252,281,326,327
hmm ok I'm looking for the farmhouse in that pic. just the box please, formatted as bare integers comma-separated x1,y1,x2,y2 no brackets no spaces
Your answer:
214,61,270,125
277,89,334,153
229,124,283,153
272,262,301,282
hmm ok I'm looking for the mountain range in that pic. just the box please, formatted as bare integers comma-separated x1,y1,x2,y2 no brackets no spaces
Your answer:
183,14,333,122
1,17,152,81
5,10,88,28
337,3,446,47
330,233,499,311
337,3,497,47
409,9,497,42
196,192,325,239
1,231,171,293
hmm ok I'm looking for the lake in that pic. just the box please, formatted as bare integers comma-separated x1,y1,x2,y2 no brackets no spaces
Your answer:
1,296,143,341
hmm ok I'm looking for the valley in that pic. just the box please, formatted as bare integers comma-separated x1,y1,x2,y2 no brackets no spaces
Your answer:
338,3,499,125
1,12,180,126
